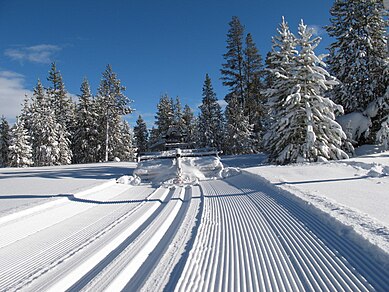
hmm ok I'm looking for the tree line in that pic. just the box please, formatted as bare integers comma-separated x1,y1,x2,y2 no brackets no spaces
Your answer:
1,0,388,167
0,64,133,167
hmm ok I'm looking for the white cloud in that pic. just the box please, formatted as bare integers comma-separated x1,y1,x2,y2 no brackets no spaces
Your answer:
0,71,32,121
4,44,61,64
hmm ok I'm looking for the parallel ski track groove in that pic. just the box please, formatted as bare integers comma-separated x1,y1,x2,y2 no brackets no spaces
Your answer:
175,175,388,291
228,174,389,291
123,185,194,291
0,185,157,291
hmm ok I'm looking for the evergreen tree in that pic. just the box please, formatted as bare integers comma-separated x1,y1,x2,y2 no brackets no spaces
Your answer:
30,80,60,166
221,16,245,105
225,94,254,154
46,63,75,135
46,62,73,163
265,20,350,164
198,74,225,150
19,94,32,134
154,94,175,140
0,116,11,167
73,78,99,164
264,17,298,145
173,96,185,134
113,119,134,161
326,0,389,140
182,104,197,147
244,32,266,135
134,115,149,153
95,64,133,161
8,117,33,167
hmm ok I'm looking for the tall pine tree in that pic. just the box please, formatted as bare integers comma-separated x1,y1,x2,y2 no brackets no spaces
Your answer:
73,78,99,164
265,19,350,164
0,116,10,167
154,94,175,141
8,117,33,168
198,74,225,150
225,94,254,154
134,115,149,153
96,65,133,161
221,16,245,105
30,80,60,166
326,0,389,141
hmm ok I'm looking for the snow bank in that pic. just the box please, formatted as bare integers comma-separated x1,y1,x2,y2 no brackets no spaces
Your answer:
244,150,389,262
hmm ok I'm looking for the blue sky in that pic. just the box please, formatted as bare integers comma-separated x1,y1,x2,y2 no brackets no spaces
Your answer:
0,0,334,127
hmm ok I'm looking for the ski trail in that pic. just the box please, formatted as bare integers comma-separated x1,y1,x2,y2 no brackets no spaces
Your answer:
175,174,389,291
80,184,195,291
0,184,159,291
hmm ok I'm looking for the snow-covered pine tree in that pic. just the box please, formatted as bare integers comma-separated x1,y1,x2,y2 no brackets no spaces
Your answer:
113,119,134,161
263,17,298,157
134,115,149,153
73,78,100,164
154,94,175,141
182,104,197,147
95,65,133,161
244,33,266,140
0,116,11,167
326,0,389,141
221,16,245,105
8,117,33,167
266,20,350,164
46,62,75,148
173,97,185,135
30,80,60,166
225,94,254,154
19,94,32,134
198,74,225,150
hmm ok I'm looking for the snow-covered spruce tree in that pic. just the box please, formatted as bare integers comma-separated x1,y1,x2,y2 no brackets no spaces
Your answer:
263,17,298,155
0,116,11,167
30,80,60,166
154,94,175,141
244,33,266,140
113,119,134,161
376,87,389,150
46,63,73,164
182,104,197,147
221,16,245,106
95,65,133,162
173,97,185,135
225,94,254,154
19,94,33,134
265,20,350,164
73,78,100,164
198,74,225,150
134,115,149,153
8,117,33,167
326,0,389,141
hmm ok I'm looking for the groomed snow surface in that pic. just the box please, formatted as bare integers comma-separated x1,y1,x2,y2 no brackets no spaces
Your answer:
0,148,388,291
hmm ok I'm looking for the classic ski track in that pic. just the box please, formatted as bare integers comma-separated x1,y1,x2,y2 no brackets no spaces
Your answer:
0,184,159,291
140,185,202,292
81,185,193,291
175,174,389,291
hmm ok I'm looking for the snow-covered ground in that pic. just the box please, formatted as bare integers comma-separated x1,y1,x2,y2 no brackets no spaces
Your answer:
0,148,388,291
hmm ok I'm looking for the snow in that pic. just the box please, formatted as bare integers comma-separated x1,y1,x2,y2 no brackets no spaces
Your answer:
244,147,389,255
0,148,388,290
